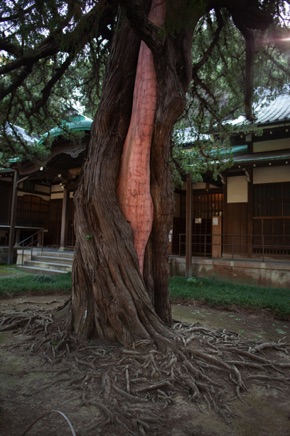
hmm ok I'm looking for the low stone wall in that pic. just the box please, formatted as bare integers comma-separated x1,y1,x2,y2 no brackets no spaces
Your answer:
169,256,290,289
0,247,16,264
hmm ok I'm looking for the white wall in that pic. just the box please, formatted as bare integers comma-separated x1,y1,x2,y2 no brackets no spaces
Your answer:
253,166,290,184
17,191,49,201
253,138,290,152
227,175,248,203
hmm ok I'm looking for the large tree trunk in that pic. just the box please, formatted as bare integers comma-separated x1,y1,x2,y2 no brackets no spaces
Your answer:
145,21,195,323
70,1,196,346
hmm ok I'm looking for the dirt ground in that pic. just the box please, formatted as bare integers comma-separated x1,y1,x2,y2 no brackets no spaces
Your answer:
0,295,290,436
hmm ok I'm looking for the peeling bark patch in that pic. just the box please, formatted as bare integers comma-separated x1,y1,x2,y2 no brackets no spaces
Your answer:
118,0,166,274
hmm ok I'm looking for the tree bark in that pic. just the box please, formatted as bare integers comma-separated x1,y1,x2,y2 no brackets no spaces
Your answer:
144,11,197,323
70,1,197,346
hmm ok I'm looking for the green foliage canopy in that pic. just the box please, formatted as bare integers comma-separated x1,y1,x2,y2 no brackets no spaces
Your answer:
0,0,289,180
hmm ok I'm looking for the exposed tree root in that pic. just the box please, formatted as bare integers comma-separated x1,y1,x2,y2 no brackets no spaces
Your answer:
1,307,289,435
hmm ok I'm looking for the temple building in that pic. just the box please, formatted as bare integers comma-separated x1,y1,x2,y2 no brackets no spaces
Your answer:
1,94,290,287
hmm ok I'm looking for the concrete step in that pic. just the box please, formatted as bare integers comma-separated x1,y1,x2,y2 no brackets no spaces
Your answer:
17,265,69,275
37,250,74,259
31,255,73,265
23,260,72,272
16,248,74,275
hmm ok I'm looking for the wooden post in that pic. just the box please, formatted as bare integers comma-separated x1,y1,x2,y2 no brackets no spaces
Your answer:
185,176,192,277
7,170,18,264
59,187,69,250
247,168,253,257
212,216,222,258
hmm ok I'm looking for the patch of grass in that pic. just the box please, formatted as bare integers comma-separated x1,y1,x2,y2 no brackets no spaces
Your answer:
169,276,290,320
0,268,72,297
0,265,289,320
0,265,24,276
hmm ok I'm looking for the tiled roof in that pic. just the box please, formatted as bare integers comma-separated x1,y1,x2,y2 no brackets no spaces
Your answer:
3,123,37,144
230,93,290,127
254,94,290,125
179,92,290,144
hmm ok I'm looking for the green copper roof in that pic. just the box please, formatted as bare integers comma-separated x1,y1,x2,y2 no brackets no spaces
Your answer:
39,114,93,144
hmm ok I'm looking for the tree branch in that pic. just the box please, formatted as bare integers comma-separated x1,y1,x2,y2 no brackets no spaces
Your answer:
193,8,224,73
262,48,290,77
28,56,73,117
0,38,23,57
0,1,116,76
0,1,117,102
205,0,273,121
0,36,60,75
233,17,256,120
119,0,164,58
0,64,33,101
0,4,34,22
208,0,273,31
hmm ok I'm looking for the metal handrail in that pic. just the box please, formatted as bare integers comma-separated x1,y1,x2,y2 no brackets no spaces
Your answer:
18,229,45,265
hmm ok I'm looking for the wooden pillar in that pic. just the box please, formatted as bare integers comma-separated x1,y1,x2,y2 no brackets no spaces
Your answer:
247,168,253,257
59,187,69,250
185,176,192,277
7,170,18,264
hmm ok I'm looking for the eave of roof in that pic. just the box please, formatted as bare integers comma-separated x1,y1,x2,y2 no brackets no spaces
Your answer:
232,150,290,166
